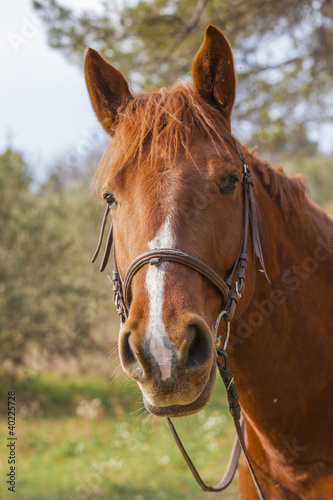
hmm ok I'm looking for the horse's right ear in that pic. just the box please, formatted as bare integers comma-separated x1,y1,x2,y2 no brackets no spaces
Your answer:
84,49,133,136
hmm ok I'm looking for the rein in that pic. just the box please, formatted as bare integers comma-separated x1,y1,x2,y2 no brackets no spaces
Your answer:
92,132,269,499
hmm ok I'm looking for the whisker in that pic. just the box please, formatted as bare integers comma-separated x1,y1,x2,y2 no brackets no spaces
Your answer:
142,414,153,425
131,405,146,416
121,378,134,389
108,344,119,358
109,365,123,384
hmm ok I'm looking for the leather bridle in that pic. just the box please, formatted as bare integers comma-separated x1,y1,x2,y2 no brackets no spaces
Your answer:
92,132,269,500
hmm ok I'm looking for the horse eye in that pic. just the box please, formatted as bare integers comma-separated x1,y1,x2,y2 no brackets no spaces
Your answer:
219,175,239,194
103,191,117,207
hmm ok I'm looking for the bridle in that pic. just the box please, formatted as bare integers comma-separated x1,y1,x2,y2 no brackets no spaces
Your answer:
92,131,270,500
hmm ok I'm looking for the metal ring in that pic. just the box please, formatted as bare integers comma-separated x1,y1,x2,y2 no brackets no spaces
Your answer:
235,281,241,300
213,310,231,351
222,322,231,351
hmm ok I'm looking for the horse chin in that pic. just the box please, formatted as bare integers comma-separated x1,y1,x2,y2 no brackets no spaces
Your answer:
142,363,216,418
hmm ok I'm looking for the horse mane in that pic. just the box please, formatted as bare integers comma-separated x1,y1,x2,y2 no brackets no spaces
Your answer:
250,155,307,223
98,82,231,180
98,82,307,222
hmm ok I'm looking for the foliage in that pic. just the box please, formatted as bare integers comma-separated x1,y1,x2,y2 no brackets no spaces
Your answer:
283,153,333,206
33,0,333,153
0,149,113,367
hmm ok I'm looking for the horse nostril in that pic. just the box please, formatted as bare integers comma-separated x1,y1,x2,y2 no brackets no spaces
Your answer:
185,323,212,371
119,330,145,380
120,331,137,366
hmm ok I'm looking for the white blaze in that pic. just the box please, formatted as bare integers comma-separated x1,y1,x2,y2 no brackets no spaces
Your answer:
145,218,174,381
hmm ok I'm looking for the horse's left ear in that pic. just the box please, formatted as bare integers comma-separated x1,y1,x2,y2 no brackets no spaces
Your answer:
192,25,236,127
84,48,133,136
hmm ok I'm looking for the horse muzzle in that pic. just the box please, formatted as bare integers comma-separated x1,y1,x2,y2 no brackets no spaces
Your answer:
142,362,216,417
118,314,216,417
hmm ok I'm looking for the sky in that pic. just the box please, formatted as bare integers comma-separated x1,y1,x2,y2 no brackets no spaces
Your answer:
0,0,108,182
1,1,332,182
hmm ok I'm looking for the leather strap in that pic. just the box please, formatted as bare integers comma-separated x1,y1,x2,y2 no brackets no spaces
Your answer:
167,417,242,491
123,248,229,308
216,350,265,499
91,205,110,265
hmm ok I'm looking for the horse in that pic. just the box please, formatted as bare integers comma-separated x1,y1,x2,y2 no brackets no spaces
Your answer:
85,25,333,499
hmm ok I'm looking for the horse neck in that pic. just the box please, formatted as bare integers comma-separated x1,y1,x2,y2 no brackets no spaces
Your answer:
229,166,333,432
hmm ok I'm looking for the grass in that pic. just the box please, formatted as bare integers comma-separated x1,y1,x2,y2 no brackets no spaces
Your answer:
0,370,239,500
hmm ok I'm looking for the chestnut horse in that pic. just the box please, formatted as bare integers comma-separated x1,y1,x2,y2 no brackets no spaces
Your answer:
85,25,333,499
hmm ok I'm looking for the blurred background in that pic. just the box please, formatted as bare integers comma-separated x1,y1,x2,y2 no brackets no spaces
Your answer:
1,1,332,499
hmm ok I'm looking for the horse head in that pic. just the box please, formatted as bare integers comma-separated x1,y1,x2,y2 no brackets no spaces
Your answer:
85,26,255,417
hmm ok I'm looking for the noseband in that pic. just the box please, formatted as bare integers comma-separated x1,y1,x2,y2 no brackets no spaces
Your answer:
92,132,269,500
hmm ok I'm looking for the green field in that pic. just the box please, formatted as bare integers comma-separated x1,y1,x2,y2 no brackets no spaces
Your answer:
0,371,239,500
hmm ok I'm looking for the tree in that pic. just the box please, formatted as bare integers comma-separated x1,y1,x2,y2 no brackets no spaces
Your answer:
33,0,333,153
0,148,113,367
